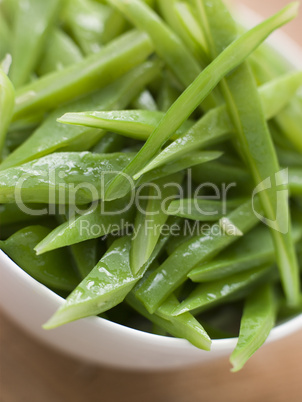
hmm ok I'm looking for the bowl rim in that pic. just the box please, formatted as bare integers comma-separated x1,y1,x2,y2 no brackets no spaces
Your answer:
1,4,302,354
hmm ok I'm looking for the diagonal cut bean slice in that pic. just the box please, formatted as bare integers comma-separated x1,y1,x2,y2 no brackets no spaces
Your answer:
58,110,193,141
1,60,161,171
189,221,302,282
230,284,277,372
172,265,275,316
43,236,137,328
135,198,262,313
103,4,299,201
43,218,176,329
0,152,135,205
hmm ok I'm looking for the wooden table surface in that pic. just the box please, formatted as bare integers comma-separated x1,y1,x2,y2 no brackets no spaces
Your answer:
1,1,301,401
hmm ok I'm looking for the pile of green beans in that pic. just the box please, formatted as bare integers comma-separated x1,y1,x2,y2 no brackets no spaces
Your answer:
0,0,302,372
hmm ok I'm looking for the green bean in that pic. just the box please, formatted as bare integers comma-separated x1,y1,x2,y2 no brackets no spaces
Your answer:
13,30,154,120
9,0,61,88
167,198,246,222
156,0,209,67
0,225,80,291
172,265,275,316
130,173,183,274
62,0,110,56
131,90,158,111
37,28,83,76
127,293,211,350
43,236,136,328
197,0,299,306
0,67,15,162
136,198,262,313
189,223,302,282
173,1,209,56
43,218,174,328
1,60,160,170
35,197,135,254
247,33,302,153
58,110,193,141
230,284,277,372
0,152,134,204
137,66,302,175
103,4,298,201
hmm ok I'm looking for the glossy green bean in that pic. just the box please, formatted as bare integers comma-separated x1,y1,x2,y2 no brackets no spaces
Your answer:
0,152,134,204
1,61,161,170
9,0,61,88
58,110,193,141
136,198,262,313
43,236,136,328
44,218,174,328
35,197,135,254
0,225,79,291
230,284,277,372
172,265,275,316
189,222,302,282
37,28,83,76
13,30,153,120
197,0,299,306
104,5,298,201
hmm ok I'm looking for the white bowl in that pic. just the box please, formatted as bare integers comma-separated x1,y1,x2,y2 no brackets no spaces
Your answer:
1,6,302,371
